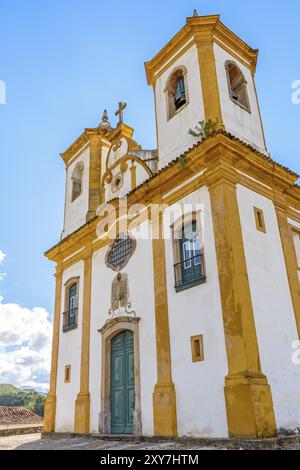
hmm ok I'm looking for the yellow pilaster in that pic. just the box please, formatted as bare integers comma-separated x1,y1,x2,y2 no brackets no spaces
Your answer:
86,134,101,221
130,162,137,191
151,208,177,437
44,264,63,433
207,161,276,438
275,198,300,337
74,248,92,433
196,35,224,130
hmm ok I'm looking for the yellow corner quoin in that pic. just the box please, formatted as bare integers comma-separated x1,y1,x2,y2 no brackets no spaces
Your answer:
275,200,300,339
206,159,277,438
74,250,92,433
196,37,224,130
151,209,177,437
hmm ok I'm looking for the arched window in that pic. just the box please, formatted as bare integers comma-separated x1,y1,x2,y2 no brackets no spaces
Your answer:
63,278,79,332
71,162,83,202
225,61,251,112
165,67,188,120
172,217,206,292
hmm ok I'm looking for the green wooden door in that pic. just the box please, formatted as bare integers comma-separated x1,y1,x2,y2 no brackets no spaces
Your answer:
110,330,135,434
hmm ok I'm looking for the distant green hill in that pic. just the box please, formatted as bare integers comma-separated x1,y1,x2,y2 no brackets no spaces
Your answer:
0,384,45,417
0,384,20,394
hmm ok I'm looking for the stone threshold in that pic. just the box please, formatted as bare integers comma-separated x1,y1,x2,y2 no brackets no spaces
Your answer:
42,432,300,450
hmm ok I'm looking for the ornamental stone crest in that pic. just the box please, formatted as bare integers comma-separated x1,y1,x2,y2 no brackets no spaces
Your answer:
105,233,136,272
107,272,135,322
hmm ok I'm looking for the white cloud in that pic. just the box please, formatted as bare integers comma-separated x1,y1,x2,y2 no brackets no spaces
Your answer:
0,250,5,265
0,248,52,392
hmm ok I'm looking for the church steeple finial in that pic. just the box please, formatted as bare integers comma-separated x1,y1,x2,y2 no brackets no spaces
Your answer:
98,109,112,132
193,9,199,17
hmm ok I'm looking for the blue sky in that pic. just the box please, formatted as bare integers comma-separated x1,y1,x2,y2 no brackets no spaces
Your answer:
0,1,299,388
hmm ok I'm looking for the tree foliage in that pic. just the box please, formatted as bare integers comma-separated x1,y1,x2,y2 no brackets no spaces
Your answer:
0,390,46,417
189,119,219,139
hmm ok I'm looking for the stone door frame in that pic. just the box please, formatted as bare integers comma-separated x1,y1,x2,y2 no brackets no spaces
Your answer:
98,316,142,435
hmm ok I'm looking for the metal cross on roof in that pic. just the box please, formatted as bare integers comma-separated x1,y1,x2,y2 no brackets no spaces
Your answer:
115,102,127,125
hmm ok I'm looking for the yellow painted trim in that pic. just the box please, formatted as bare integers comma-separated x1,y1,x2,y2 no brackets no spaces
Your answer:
74,248,92,433
67,142,90,169
145,15,258,85
207,164,276,438
254,207,266,233
151,41,194,84
196,38,224,129
61,128,110,166
44,264,63,433
86,136,102,222
130,163,137,191
191,335,204,363
275,204,300,338
151,207,177,437
252,72,268,152
45,135,300,266
64,365,71,383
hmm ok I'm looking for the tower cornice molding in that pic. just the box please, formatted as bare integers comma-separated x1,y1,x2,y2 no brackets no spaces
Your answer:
145,15,258,86
61,128,111,167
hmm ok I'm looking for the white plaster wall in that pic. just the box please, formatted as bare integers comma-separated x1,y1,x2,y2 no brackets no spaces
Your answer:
214,43,266,153
237,185,300,430
89,221,157,435
63,147,90,238
155,44,205,168
135,163,151,188
55,261,84,432
164,186,228,437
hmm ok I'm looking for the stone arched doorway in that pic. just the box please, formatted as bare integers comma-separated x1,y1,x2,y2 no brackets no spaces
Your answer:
98,316,141,435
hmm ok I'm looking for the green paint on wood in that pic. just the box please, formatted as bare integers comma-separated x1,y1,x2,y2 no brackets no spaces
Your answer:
110,330,135,434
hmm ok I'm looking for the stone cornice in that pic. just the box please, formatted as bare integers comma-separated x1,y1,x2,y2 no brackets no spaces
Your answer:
60,128,111,166
45,132,300,263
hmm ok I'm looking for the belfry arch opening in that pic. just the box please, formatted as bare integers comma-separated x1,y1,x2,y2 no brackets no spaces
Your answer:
165,66,188,120
225,61,251,112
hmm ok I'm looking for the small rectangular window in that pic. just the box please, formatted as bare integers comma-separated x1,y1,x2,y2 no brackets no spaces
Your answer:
254,207,266,233
191,335,204,363
65,365,71,383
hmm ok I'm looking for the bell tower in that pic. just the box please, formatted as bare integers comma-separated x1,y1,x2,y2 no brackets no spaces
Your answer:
145,13,267,168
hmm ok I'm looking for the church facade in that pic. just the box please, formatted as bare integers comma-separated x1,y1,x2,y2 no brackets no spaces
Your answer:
44,14,300,439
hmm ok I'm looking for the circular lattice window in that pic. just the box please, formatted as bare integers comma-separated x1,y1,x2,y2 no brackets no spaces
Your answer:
105,233,136,272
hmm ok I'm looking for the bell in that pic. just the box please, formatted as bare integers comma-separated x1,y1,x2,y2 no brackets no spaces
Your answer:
175,78,186,108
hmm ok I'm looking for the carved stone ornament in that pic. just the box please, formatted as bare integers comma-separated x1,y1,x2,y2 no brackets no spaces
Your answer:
105,233,136,272
120,161,128,173
111,172,123,193
112,139,122,152
104,171,112,184
107,272,136,322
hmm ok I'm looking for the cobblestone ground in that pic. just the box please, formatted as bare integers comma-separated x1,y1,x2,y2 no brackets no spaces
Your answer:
0,433,218,450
